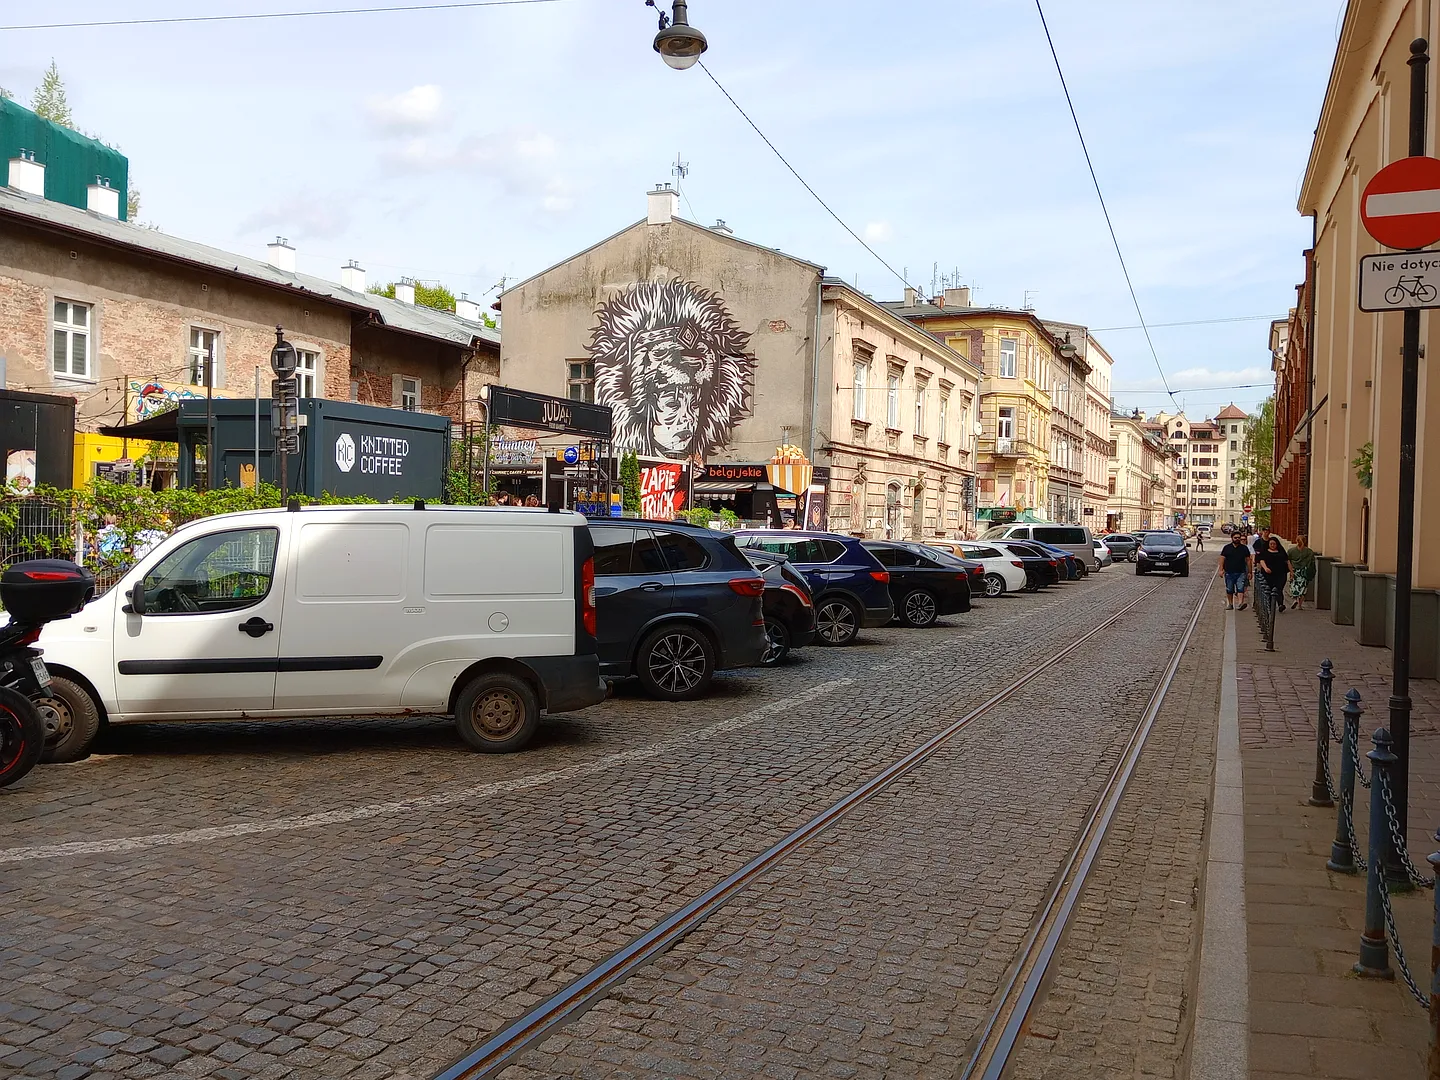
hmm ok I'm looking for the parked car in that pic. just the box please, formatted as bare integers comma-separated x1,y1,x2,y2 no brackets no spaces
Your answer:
991,541,1062,591
1135,531,1191,576
743,549,816,666
1092,539,1113,568
949,542,1029,597
587,519,768,699
980,523,1098,569
733,531,893,646
861,540,975,627
36,505,609,756
1102,533,1140,561
1025,540,1085,579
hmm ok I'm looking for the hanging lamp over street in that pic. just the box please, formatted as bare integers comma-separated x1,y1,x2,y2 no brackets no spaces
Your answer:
650,0,707,70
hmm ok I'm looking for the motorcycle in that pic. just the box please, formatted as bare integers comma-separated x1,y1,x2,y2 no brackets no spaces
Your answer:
0,560,95,789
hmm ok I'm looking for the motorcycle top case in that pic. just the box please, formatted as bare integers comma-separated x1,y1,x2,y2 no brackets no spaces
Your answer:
1,560,96,625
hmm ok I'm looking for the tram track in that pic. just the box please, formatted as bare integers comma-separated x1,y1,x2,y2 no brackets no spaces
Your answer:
435,574,1201,1080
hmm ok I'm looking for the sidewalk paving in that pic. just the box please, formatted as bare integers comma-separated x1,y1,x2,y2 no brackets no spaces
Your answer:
1232,599,1439,1079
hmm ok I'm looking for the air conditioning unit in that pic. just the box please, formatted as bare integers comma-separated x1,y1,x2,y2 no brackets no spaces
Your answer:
996,436,1014,455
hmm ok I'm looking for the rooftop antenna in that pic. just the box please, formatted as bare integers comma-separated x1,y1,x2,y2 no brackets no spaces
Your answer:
1023,290,1037,311
671,151,689,184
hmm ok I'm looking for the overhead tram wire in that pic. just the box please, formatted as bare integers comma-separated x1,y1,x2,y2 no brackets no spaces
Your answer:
1092,314,1288,332
1034,0,1176,405
0,0,569,32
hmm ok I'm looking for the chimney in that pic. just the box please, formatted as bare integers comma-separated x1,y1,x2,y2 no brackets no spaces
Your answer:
340,259,366,292
455,292,482,321
904,287,918,306
395,277,416,305
267,236,296,273
944,286,971,308
711,219,733,235
7,150,44,197
647,183,679,225
86,176,120,219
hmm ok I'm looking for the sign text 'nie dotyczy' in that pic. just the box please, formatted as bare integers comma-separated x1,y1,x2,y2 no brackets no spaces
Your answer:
1358,250,1440,311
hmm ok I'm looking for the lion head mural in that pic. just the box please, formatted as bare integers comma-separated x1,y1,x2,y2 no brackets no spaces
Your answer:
587,279,755,460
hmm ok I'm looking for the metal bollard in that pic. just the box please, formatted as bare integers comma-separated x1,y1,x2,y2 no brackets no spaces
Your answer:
1428,834,1440,1080
1311,659,1337,807
1328,689,1363,873
1357,727,1398,979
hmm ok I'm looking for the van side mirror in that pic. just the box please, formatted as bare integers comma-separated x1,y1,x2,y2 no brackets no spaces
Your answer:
126,584,147,616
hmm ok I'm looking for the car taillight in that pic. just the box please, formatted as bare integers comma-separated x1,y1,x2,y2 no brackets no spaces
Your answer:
1011,561,1025,568
969,565,983,576
581,556,596,637
870,570,890,583
1049,560,1058,566
728,577,766,597
780,582,812,607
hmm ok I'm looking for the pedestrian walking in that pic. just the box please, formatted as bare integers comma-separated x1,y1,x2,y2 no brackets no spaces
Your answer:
1251,526,1273,560
1219,532,1253,610
1288,533,1316,611
1196,530,1205,552
1257,535,1292,613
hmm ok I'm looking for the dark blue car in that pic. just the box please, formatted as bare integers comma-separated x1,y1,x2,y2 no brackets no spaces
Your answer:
734,531,894,645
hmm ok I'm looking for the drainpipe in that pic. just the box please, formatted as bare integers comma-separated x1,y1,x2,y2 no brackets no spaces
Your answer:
809,273,823,462
1303,214,1317,538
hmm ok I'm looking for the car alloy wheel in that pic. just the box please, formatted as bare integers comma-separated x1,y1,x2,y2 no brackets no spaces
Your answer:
647,631,709,694
983,573,1005,598
472,686,525,739
903,590,938,628
761,617,790,666
815,599,858,645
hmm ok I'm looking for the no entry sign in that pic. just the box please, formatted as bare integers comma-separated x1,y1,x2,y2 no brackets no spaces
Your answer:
1361,156,1440,249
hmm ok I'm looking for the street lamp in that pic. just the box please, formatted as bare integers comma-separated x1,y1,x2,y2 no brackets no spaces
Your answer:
648,0,707,70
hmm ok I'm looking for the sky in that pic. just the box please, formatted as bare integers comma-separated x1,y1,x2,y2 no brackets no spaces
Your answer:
0,0,1346,419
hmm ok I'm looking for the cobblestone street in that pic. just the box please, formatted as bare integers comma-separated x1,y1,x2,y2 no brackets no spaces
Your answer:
1,570,1210,1079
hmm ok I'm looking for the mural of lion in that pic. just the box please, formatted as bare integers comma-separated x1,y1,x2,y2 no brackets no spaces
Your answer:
587,279,755,460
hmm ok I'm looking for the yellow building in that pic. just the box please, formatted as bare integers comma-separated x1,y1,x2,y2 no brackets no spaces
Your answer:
1296,0,1440,673
886,289,1068,521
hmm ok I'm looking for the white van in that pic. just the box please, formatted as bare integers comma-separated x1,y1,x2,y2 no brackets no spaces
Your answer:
35,505,606,758
980,523,1098,570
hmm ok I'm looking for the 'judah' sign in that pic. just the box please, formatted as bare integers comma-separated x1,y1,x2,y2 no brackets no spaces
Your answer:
1358,249,1440,311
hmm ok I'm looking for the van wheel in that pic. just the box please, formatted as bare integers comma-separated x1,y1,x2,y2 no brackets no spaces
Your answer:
454,673,540,753
637,625,715,700
815,597,861,646
37,676,101,764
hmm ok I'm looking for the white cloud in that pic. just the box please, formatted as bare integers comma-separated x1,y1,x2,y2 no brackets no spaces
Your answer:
365,85,446,134
240,192,351,241
863,220,893,243
378,126,576,215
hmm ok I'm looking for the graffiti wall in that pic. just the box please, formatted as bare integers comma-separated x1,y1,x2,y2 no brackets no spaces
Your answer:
587,279,756,460
129,380,231,422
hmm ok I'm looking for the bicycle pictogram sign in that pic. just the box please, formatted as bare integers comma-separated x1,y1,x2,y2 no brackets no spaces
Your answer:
1359,250,1440,311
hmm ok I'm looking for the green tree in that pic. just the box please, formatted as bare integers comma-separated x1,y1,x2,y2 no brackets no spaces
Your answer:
370,280,455,313
31,60,73,127
0,87,12,101
620,450,641,514
1235,397,1275,528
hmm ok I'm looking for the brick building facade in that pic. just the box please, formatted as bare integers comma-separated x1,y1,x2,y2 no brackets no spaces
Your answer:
1269,257,1312,542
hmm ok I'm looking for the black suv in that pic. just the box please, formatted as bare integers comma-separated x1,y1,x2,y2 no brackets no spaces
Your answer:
588,520,768,700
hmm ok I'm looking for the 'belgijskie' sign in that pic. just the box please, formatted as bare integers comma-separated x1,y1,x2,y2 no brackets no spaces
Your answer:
488,387,613,439
697,463,768,483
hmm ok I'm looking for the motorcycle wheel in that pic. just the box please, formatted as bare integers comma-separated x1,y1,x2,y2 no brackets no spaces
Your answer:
0,685,46,788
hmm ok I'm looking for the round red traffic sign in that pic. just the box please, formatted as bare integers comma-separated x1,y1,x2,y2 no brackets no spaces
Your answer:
1361,156,1440,249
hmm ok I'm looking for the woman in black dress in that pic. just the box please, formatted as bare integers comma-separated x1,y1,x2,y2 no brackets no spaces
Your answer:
1257,536,1292,612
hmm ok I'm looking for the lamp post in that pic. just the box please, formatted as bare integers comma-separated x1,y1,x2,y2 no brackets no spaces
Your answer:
647,0,707,69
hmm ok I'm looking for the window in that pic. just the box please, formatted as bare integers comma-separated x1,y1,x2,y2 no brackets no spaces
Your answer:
139,528,278,614
1035,527,1085,545
652,531,709,572
401,377,420,411
1230,439,1237,451
1230,424,1238,434
887,374,900,429
999,337,1018,378
938,395,948,442
1108,476,1116,495
742,536,845,563
188,327,219,386
568,360,595,402
997,407,1015,440
296,350,319,398
1108,439,1118,458
53,300,92,379
1229,485,1236,495
852,360,868,420
591,527,638,575
914,381,927,436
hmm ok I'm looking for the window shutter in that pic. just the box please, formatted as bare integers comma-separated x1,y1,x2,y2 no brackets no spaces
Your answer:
392,373,403,407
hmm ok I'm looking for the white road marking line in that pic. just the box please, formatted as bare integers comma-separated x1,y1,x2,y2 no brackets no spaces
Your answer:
0,678,854,866
1366,188,1440,217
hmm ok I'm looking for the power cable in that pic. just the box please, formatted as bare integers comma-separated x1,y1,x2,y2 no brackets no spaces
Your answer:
1111,382,1269,393
1034,0,1176,405
1092,314,1287,332
0,0,569,32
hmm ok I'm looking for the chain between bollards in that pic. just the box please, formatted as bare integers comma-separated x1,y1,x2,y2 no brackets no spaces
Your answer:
1328,688,1364,874
1311,659,1337,807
